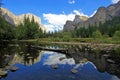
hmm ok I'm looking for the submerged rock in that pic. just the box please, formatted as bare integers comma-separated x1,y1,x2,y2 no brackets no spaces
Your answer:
103,54,110,58
107,59,115,64
52,64,58,69
71,69,78,74
10,66,19,72
0,70,8,76
59,57,66,61
80,58,88,63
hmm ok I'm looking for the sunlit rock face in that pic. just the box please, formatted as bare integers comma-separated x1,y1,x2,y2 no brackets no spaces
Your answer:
73,15,88,24
63,15,88,31
1,8,46,31
63,1,120,31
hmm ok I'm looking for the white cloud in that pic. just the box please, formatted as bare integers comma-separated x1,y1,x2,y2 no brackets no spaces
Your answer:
112,0,120,3
43,10,88,32
90,10,97,17
68,0,75,4
73,10,88,17
43,52,75,65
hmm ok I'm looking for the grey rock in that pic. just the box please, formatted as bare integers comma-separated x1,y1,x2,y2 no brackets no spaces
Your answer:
10,66,19,72
0,70,7,76
52,64,58,69
1,8,46,31
63,1,120,31
107,59,115,64
71,69,78,74
59,57,66,61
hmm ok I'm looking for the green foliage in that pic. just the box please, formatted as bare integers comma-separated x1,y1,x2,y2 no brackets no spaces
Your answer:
115,47,120,55
15,16,43,40
72,16,120,39
99,16,120,37
75,26,97,38
0,16,14,40
103,34,109,38
112,31,120,40
92,30,102,39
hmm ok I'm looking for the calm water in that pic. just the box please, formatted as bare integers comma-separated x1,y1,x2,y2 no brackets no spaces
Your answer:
0,42,120,80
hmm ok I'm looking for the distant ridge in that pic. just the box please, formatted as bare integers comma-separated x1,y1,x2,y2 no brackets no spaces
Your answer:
63,1,120,31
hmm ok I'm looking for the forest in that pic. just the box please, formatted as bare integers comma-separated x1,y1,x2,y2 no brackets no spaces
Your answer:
0,15,120,43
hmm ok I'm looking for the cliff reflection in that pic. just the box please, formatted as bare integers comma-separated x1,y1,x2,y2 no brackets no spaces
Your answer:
0,43,42,69
66,45,120,78
15,44,42,66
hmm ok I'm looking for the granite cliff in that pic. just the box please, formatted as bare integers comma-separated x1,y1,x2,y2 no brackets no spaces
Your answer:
1,8,46,31
63,1,120,31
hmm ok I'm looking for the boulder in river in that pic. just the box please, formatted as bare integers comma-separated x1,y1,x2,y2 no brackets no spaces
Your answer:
107,59,115,64
80,58,88,63
103,54,110,58
10,66,19,72
71,69,78,74
52,64,58,69
59,57,66,61
0,70,8,76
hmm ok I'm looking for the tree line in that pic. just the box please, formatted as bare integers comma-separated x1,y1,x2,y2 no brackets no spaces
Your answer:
0,16,14,40
15,16,44,40
0,15,120,41
0,15,45,40
45,16,120,41
74,16,120,38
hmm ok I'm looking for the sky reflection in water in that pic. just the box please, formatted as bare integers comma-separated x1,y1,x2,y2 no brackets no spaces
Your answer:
0,51,119,80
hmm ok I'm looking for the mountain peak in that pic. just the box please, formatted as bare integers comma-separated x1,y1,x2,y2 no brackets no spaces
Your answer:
73,15,88,25
63,1,120,31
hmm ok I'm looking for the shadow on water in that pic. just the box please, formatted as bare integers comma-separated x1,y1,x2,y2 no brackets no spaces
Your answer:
0,41,120,80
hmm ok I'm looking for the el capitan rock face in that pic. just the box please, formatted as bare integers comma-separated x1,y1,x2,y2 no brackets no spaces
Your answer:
1,8,46,31
63,1,120,31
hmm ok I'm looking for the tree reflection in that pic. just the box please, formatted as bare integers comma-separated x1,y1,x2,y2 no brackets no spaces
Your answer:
0,41,15,68
16,43,41,66
0,42,42,69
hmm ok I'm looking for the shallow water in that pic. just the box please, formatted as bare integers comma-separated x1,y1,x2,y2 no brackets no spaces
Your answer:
0,42,120,80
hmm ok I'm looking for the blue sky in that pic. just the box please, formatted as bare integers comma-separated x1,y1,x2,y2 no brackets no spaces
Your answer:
2,0,120,32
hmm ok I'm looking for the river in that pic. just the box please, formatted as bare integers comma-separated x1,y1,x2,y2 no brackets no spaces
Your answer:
0,41,120,80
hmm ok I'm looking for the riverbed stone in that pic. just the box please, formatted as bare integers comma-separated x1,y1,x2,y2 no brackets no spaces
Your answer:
52,64,58,69
103,54,110,58
107,59,115,64
0,70,8,76
59,57,66,61
71,69,78,74
10,66,19,72
80,58,88,63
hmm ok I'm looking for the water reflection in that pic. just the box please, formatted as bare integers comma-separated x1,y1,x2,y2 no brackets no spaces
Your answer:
43,51,75,65
0,42,41,68
66,45,120,78
16,44,41,66
0,42,15,68
1,51,119,80
0,42,120,80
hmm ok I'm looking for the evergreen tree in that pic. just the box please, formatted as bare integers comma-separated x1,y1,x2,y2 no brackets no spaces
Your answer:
112,31,120,40
15,16,43,40
92,30,102,39
0,16,14,40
